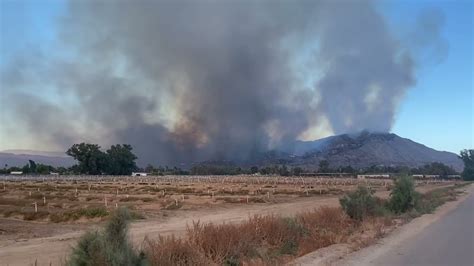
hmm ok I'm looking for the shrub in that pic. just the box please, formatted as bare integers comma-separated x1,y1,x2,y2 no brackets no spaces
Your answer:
389,176,418,213
340,186,378,221
145,236,210,266
50,207,109,223
67,208,145,266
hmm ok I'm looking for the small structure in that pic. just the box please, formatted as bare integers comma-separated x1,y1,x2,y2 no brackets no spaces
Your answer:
10,171,23,175
50,172,59,176
447,175,461,180
357,174,390,179
131,172,147,177
424,174,440,179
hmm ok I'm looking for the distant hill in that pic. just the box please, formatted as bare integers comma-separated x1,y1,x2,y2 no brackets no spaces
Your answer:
267,132,464,172
0,151,74,168
0,133,464,172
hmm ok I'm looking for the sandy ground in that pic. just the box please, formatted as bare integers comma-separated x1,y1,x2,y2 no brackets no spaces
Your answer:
0,183,450,266
291,183,474,266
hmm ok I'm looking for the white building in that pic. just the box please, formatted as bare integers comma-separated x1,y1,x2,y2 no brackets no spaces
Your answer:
10,171,23,175
131,172,147,177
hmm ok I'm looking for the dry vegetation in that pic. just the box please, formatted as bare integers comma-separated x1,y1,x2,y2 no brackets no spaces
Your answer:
144,207,353,265
0,175,403,223
0,175,462,265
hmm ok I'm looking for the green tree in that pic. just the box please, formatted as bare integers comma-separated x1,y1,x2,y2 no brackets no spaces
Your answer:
279,165,290,176
66,143,108,175
292,167,303,176
459,149,474,181
28,160,37,173
250,166,259,174
318,160,330,173
36,164,53,174
106,144,138,175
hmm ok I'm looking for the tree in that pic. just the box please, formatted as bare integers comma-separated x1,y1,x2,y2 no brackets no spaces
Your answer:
106,144,138,175
318,160,330,173
279,165,290,176
66,143,108,175
292,167,303,176
250,166,259,174
28,160,37,173
459,149,474,181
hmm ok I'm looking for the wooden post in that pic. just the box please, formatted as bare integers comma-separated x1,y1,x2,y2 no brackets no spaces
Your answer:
246,195,249,204
43,196,46,205
104,197,108,207
34,202,38,213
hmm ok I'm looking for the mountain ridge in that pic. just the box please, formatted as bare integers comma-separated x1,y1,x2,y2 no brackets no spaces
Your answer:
0,132,464,172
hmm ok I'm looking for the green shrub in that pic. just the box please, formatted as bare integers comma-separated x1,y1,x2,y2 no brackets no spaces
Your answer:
389,175,418,214
50,207,109,223
67,208,145,266
339,186,378,221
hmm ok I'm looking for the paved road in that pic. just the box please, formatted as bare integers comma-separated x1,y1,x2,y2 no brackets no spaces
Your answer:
369,192,474,266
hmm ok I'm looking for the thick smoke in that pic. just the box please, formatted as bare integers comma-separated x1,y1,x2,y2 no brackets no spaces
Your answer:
0,0,446,165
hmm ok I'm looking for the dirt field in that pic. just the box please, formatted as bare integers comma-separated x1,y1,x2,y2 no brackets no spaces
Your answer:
0,175,454,265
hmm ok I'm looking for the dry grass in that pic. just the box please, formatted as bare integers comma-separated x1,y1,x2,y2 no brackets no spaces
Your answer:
145,207,354,265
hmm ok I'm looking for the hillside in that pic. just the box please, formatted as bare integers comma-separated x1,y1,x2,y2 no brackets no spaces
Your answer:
272,132,464,172
0,151,74,168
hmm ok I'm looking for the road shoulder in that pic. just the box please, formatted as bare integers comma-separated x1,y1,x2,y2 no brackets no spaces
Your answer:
290,183,474,266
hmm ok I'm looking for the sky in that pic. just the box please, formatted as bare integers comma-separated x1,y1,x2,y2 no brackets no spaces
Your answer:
0,0,472,155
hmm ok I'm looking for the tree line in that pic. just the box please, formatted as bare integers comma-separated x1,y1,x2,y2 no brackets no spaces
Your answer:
1,144,473,181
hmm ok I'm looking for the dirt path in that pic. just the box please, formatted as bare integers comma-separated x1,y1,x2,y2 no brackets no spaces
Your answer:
1,195,341,265
0,184,449,266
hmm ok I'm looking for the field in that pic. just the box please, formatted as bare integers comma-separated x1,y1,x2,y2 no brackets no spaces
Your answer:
0,175,456,265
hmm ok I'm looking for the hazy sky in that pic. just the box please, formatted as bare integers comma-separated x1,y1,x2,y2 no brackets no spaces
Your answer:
0,0,472,156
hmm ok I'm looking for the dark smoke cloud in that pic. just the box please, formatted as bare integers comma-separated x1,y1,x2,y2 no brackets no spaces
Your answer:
0,0,447,165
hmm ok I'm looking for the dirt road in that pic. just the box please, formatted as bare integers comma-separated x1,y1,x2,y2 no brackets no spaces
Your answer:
1,195,341,265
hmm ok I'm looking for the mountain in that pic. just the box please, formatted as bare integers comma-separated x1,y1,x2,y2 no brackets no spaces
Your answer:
0,132,464,172
0,150,74,168
268,132,464,172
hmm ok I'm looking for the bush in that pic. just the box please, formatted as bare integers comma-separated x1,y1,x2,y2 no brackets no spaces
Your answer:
340,186,378,221
67,208,145,266
145,236,210,266
50,207,109,223
389,175,418,213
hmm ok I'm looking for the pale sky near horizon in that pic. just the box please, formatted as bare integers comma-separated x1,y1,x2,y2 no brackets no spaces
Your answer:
0,0,472,154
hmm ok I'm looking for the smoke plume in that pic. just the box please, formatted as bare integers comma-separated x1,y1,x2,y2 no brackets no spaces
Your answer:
0,0,446,165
